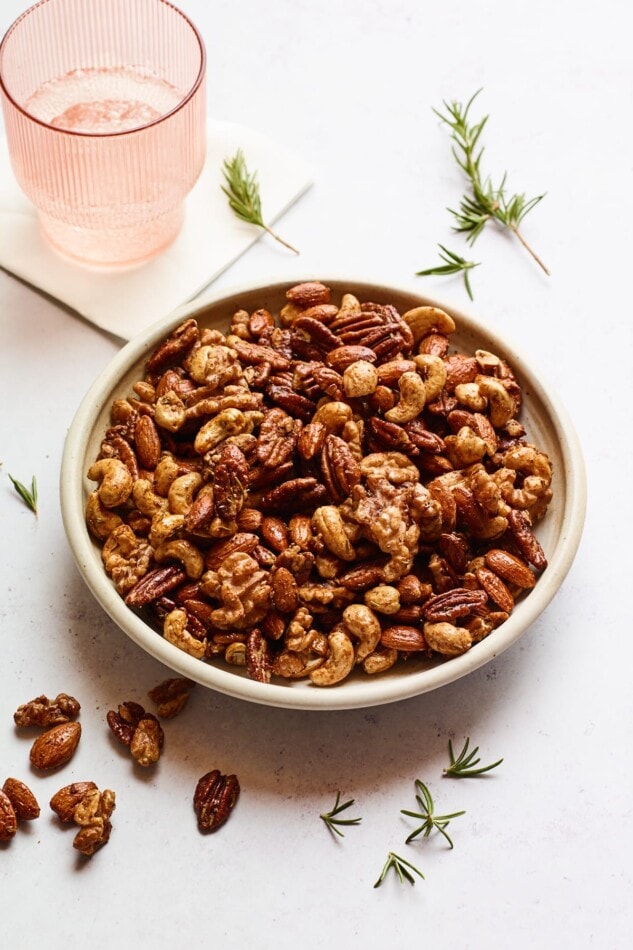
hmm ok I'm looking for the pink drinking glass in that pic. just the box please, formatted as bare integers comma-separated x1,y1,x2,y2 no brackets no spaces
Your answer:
0,0,206,268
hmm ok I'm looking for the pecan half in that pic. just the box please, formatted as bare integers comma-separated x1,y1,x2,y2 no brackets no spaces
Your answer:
321,434,361,502
213,443,249,520
125,565,188,607
194,769,240,833
256,408,300,468
245,628,272,683
422,588,489,624
507,509,548,571
146,318,199,376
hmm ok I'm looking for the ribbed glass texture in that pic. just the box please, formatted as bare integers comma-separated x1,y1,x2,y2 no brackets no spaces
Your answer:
0,0,206,267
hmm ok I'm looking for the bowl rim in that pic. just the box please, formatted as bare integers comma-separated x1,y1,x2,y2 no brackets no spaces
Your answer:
60,276,587,711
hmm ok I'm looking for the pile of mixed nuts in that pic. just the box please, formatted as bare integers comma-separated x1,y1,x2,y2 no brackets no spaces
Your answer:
85,282,552,687
0,684,239,854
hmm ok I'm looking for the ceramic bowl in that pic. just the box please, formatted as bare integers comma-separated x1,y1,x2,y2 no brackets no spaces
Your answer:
60,278,586,710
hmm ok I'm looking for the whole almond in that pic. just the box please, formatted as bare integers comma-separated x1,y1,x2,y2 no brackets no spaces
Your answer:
50,782,98,822
2,778,40,820
30,721,82,771
380,625,428,652
0,789,18,840
484,549,536,589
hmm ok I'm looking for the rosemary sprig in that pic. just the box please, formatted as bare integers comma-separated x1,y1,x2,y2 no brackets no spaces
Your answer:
434,89,549,275
444,737,503,778
9,474,38,516
320,791,362,837
374,851,425,888
400,780,465,849
416,244,480,300
221,149,299,254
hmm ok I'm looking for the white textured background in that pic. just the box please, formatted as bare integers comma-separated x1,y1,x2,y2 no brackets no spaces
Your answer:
1,1,631,947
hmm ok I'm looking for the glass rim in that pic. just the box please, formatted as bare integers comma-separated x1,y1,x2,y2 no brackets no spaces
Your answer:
0,0,206,138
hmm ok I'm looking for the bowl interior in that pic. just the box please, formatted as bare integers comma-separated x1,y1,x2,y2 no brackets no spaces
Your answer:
60,279,586,710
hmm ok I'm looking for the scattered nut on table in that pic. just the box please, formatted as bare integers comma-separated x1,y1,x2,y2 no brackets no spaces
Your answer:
2,778,40,821
193,770,240,833
13,693,80,728
85,282,552,686
106,701,164,767
50,783,116,856
29,722,82,771
147,677,195,719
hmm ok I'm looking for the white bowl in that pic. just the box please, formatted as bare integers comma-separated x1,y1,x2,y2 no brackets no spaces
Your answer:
60,278,586,710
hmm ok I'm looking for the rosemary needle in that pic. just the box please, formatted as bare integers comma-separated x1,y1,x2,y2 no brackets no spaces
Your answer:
434,89,549,275
320,791,362,837
221,148,299,254
8,474,38,516
416,244,480,300
400,780,465,849
374,851,425,888
444,737,504,778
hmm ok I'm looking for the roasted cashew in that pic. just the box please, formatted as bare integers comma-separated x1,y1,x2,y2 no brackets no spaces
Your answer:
153,454,180,496
273,649,326,679
87,458,133,508
476,376,516,428
402,305,456,345
154,391,186,432
168,472,203,514
149,512,186,548
363,585,401,616
362,647,399,675
312,506,356,561
475,349,503,374
343,360,378,398
423,621,473,656
337,293,362,319
163,608,206,659
454,381,487,411
85,491,123,540
309,627,355,686
193,408,249,454
413,354,447,402
342,603,382,662
385,372,426,423
154,539,205,579
132,478,168,517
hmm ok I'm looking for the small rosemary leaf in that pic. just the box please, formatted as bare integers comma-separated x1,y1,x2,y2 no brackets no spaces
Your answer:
320,791,362,837
434,89,549,273
221,149,299,254
444,736,504,777
416,244,479,300
9,474,38,515
374,851,424,888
